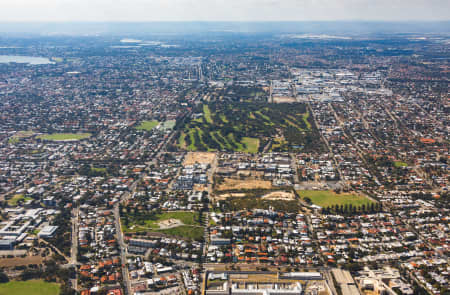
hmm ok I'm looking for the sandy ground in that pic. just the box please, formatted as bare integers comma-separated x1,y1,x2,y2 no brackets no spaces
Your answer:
193,184,207,191
273,96,297,103
216,178,272,191
216,193,247,200
0,255,45,267
261,191,296,200
184,152,216,166
158,218,183,229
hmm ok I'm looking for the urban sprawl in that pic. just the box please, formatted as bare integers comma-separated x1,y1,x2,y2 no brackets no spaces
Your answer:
0,32,448,295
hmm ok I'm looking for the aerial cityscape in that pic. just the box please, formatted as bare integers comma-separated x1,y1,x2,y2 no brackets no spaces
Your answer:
0,12,448,295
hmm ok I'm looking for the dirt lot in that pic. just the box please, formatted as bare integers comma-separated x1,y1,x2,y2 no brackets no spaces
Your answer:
0,255,45,267
158,218,183,229
184,152,216,166
262,191,296,200
216,178,272,191
273,96,297,103
193,184,207,191
216,193,247,200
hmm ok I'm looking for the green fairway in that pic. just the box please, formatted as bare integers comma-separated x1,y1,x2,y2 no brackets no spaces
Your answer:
7,194,32,206
239,137,260,153
177,102,323,153
178,132,186,148
302,112,312,129
393,161,408,167
297,190,375,208
37,133,91,141
203,104,213,124
0,280,60,295
136,120,159,131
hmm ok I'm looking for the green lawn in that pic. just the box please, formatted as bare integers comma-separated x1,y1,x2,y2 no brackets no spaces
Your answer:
91,167,107,174
37,133,91,141
239,137,260,153
297,190,375,208
393,161,408,167
136,120,159,131
158,225,204,241
0,280,60,295
8,194,32,206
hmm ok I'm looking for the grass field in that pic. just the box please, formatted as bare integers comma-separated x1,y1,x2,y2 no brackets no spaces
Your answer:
239,137,260,153
122,211,203,241
0,280,60,295
297,190,375,208
8,194,32,206
158,225,204,241
136,120,159,131
393,161,408,167
37,133,91,141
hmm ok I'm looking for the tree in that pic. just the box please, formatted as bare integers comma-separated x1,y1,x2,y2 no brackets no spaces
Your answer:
0,271,8,283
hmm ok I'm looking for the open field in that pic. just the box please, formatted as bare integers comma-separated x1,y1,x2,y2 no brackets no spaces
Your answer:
0,256,45,267
7,194,32,206
122,211,203,241
394,161,408,167
177,102,323,153
239,137,260,153
158,225,204,241
161,120,176,130
216,178,273,191
0,280,60,295
273,96,297,103
225,195,301,213
37,133,91,141
136,120,159,131
297,190,375,208
9,131,35,144
183,152,216,165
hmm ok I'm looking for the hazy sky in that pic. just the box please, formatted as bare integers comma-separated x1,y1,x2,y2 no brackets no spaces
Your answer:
0,0,449,22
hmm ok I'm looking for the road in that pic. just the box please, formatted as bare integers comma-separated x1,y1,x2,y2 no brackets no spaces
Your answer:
114,203,132,295
70,206,79,291
201,153,218,263
113,129,179,295
307,103,344,183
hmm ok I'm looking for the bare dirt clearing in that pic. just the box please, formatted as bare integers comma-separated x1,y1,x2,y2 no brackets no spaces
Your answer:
216,178,272,191
261,191,296,200
158,218,184,229
0,255,45,267
183,152,216,166
216,193,247,200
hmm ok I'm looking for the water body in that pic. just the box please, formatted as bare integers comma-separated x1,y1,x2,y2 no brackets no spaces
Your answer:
0,55,54,65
